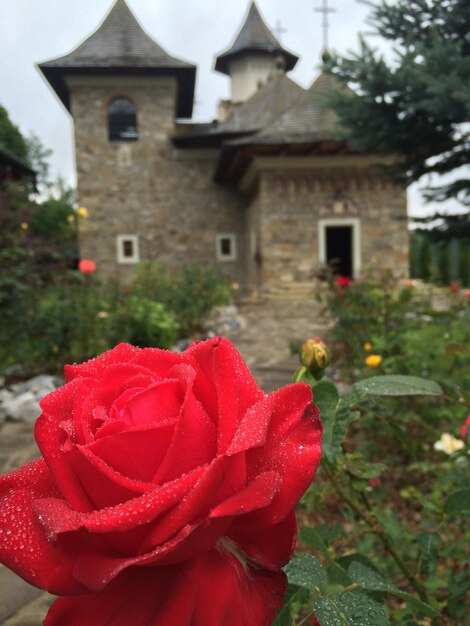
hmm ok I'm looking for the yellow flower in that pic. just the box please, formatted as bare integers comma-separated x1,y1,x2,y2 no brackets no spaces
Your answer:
51,345,59,354
68,215,75,223
77,207,89,218
364,342,373,351
20,222,28,230
433,433,465,455
366,354,382,368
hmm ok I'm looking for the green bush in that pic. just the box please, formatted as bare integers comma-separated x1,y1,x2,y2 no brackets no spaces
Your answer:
0,261,231,376
281,274,470,625
108,296,178,349
130,262,232,335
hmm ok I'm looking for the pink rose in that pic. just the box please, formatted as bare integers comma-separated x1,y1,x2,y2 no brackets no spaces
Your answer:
0,339,322,625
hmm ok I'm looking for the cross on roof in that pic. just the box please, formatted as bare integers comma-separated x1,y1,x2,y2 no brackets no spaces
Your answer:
314,0,336,51
274,20,287,40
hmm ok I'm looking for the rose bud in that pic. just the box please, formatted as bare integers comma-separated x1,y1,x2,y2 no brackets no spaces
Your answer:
300,337,331,380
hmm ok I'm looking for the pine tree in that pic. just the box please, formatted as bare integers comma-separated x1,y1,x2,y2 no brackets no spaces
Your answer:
326,0,470,206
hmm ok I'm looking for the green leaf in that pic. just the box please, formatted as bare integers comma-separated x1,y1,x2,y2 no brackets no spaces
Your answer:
300,523,342,552
314,589,390,626
348,562,440,618
391,591,440,619
444,488,470,515
272,585,302,626
355,375,443,397
416,532,440,575
284,553,326,590
345,453,386,479
315,381,361,462
348,561,395,592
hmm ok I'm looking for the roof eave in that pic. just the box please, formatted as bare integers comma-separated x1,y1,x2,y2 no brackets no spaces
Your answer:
172,129,258,149
215,48,298,76
38,64,196,118
215,137,354,185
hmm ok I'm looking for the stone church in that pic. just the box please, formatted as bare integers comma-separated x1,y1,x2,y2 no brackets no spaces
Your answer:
39,0,408,295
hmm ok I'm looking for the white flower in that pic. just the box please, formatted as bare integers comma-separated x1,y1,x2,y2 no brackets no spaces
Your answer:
433,433,465,455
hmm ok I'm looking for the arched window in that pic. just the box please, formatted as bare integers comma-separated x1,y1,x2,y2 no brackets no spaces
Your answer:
108,97,138,141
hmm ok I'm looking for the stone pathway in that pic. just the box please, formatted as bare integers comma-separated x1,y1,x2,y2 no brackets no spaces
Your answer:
0,296,330,625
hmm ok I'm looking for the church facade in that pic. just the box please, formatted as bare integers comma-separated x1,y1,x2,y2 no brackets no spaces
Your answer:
39,0,409,296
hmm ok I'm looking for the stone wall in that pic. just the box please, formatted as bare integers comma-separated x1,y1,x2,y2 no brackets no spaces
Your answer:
254,165,408,290
70,76,408,294
70,76,246,286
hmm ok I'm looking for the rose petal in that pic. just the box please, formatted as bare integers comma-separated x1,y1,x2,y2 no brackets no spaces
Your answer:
35,465,205,540
187,338,265,454
64,343,141,382
0,460,85,595
45,546,285,626
36,388,95,512
227,510,297,571
87,420,177,483
241,383,322,527
132,346,184,378
152,368,217,484
68,445,153,509
210,470,281,518
69,458,232,589
125,380,182,426
227,393,275,455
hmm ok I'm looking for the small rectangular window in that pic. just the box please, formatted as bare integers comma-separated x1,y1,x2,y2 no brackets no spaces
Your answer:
117,235,140,264
216,234,237,262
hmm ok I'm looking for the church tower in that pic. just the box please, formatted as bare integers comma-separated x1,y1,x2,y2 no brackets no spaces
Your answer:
38,0,196,274
215,1,298,105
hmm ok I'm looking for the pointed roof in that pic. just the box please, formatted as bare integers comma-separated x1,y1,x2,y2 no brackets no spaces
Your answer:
38,0,196,117
218,74,304,132
215,2,298,75
214,72,353,184
238,72,342,144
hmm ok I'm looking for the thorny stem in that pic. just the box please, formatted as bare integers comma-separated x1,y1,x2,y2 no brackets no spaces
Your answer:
322,461,430,604
295,609,315,626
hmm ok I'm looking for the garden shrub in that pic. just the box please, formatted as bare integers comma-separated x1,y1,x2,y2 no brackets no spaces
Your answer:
0,261,232,377
130,262,232,335
108,296,178,350
288,271,470,625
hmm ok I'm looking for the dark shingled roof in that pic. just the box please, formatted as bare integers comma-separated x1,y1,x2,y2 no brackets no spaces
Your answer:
215,1,298,75
236,72,341,145
214,72,354,183
38,0,196,118
171,73,304,148
218,73,305,132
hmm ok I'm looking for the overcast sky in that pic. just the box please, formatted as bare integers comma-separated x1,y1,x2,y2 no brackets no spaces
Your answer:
0,0,463,216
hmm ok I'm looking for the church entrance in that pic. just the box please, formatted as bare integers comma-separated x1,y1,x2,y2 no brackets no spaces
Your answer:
325,225,353,277
318,218,361,279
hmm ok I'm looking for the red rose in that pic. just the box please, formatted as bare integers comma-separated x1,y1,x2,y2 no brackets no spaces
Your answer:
78,258,96,274
0,339,322,626
461,415,470,440
336,275,351,288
